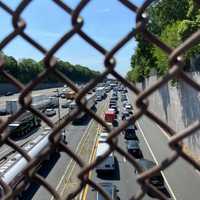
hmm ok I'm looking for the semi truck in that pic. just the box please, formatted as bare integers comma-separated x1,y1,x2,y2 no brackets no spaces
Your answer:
6,95,58,114
0,130,67,198
8,112,41,140
69,93,96,124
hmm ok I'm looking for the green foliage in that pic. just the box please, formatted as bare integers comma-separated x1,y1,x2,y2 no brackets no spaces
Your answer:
153,21,182,75
0,53,99,83
127,0,200,82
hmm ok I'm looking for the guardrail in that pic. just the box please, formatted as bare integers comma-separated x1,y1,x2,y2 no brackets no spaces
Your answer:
0,1,200,200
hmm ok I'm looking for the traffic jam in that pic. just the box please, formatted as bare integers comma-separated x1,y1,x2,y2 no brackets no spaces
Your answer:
94,84,168,199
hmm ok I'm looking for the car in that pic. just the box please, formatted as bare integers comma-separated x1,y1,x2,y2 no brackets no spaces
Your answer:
96,95,102,101
121,110,129,120
5,91,14,96
111,96,118,101
127,140,142,159
124,126,138,140
61,100,72,108
44,108,56,117
110,105,118,114
60,93,66,98
102,122,113,132
125,104,132,110
98,132,109,143
0,108,8,116
96,182,119,200
137,159,165,197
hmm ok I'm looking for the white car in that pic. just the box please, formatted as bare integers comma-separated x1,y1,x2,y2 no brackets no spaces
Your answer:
44,109,56,117
98,132,109,143
125,104,132,111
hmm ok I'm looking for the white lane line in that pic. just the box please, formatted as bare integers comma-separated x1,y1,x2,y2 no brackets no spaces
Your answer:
137,122,177,200
50,119,94,200
156,125,171,140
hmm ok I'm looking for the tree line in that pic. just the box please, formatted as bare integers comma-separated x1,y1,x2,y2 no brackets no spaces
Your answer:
127,0,200,82
0,54,100,83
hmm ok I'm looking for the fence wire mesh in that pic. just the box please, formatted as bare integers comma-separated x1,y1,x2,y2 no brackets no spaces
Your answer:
0,0,200,200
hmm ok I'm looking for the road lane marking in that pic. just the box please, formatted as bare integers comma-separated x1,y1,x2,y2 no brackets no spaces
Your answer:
60,123,100,196
79,125,100,200
80,95,110,200
52,99,108,199
137,122,177,200
123,157,126,163
50,119,94,200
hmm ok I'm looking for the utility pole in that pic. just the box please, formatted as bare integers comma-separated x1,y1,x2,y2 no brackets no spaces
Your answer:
57,88,61,123
57,88,66,135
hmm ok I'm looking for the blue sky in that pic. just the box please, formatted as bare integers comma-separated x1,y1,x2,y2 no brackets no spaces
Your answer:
0,0,144,76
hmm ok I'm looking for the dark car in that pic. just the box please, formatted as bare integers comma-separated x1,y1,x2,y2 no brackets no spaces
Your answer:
137,159,165,197
121,111,129,120
5,91,14,96
124,126,138,140
96,182,119,200
111,95,118,101
0,108,8,116
127,140,142,159
110,105,118,114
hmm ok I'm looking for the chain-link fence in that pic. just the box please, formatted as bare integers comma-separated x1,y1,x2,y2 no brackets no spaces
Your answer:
0,0,200,199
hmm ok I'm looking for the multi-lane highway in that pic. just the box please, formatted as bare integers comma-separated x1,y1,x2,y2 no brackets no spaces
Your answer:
1,84,200,200
0,87,66,159
127,91,200,200
78,87,200,200
82,90,172,200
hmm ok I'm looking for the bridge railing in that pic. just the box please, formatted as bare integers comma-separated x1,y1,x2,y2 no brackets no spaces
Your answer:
0,1,200,200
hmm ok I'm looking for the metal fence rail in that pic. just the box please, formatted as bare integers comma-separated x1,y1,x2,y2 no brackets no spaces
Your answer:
0,0,200,199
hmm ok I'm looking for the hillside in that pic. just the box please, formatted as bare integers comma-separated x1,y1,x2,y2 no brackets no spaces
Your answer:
127,0,200,82
0,53,99,84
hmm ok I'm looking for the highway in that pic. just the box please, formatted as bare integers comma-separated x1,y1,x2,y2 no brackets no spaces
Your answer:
83,91,172,200
79,88,200,200
0,87,59,107
1,85,200,200
0,90,68,160
24,93,110,200
128,91,200,200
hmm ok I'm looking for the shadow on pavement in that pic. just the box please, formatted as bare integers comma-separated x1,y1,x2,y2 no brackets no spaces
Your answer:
20,152,60,200
146,187,171,199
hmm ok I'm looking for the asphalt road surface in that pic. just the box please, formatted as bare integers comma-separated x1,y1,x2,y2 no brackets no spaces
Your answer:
25,95,109,200
128,90,200,200
85,92,172,200
0,96,69,160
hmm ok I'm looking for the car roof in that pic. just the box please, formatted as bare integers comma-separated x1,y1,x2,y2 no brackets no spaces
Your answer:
108,108,115,112
138,159,156,171
99,132,109,136
127,140,139,149
126,125,136,130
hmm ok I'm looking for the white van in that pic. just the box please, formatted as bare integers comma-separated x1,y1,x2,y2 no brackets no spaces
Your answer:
95,143,115,173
